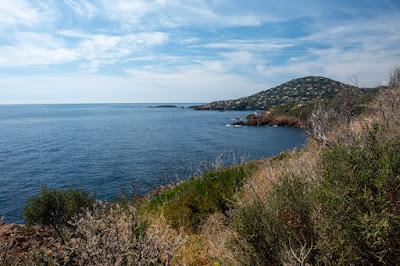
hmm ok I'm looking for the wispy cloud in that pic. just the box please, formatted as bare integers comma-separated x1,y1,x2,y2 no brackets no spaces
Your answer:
0,1,41,28
0,31,168,69
193,39,296,51
64,0,97,18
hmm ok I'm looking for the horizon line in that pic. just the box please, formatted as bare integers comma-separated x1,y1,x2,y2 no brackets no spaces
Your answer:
0,102,205,106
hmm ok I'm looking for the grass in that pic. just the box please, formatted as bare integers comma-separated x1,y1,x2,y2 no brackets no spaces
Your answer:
141,161,261,231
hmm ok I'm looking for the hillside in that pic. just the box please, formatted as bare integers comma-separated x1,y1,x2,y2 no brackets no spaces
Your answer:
192,76,353,111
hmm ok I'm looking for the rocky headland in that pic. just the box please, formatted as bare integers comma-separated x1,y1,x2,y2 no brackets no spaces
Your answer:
192,76,382,127
191,76,349,111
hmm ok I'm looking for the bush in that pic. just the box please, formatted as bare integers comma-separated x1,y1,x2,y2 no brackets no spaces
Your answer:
233,175,315,265
147,164,258,232
56,205,184,265
315,130,400,265
23,187,95,240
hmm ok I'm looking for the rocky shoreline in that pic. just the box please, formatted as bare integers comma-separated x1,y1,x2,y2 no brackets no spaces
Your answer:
232,112,302,127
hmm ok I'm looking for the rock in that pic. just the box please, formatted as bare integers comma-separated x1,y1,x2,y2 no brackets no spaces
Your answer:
231,120,246,126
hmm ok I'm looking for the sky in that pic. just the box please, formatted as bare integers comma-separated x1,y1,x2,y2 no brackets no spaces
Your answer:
0,0,399,104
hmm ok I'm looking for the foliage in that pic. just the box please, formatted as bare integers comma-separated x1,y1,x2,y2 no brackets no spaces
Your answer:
146,163,258,232
315,129,400,265
233,175,315,265
23,186,95,240
272,101,315,122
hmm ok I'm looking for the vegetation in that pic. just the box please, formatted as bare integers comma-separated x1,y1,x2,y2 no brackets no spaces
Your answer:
59,205,183,265
233,175,315,265
2,69,400,265
192,76,353,111
23,186,95,241
315,130,400,265
144,162,260,232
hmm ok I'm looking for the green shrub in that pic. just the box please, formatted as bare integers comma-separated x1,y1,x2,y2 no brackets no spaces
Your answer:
233,175,315,265
315,132,400,265
147,164,258,232
23,187,95,240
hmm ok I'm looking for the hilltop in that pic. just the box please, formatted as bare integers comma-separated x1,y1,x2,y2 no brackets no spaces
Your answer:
192,76,354,111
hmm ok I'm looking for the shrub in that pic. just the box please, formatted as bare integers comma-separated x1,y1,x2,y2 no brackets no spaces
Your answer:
23,186,95,241
372,68,400,136
307,84,364,146
233,175,315,265
165,166,253,231
147,163,258,232
55,204,184,265
315,131,400,265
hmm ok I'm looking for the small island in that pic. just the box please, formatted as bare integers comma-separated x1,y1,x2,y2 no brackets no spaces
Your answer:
148,105,183,108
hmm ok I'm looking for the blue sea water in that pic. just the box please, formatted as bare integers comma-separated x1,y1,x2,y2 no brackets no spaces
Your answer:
0,104,306,223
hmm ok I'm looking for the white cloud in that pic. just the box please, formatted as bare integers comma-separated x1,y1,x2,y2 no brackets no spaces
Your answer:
99,0,155,27
0,0,41,28
0,31,168,68
260,46,399,87
179,37,200,45
57,29,88,38
0,0,58,30
62,0,269,29
0,32,77,66
64,0,97,18
193,39,295,51
76,32,168,70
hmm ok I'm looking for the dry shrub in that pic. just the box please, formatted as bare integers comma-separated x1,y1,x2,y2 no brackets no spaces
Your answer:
241,146,321,205
228,147,320,265
327,67,400,147
172,235,212,266
306,84,363,147
201,213,238,265
370,68,400,137
389,67,400,89
52,204,184,265
307,68,400,149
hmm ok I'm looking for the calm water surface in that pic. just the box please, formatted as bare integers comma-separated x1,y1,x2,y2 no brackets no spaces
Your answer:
0,104,306,223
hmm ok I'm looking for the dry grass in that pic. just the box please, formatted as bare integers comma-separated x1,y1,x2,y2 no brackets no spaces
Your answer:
172,235,212,266
200,213,239,266
240,144,321,206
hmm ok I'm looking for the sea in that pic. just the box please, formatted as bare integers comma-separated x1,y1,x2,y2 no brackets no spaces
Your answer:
0,103,306,223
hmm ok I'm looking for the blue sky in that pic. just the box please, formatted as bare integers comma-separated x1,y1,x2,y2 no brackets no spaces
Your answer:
0,0,399,104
